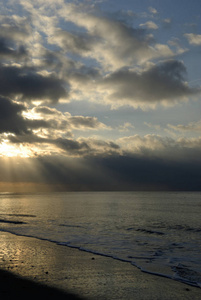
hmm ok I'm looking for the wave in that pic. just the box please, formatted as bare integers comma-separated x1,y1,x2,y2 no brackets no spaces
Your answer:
0,214,36,218
0,228,200,289
59,224,84,228
172,265,201,287
169,225,201,233
135,228,165,236
152,222,201,234
0,219,26,225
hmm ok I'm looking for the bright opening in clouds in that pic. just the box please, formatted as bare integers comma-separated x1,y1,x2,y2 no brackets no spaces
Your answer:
1,0,201,192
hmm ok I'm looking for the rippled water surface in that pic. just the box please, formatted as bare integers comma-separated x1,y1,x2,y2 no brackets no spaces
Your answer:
0,191,201,287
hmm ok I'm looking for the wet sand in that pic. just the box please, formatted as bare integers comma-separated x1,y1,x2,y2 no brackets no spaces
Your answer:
0,232,200,300
0,269,84,300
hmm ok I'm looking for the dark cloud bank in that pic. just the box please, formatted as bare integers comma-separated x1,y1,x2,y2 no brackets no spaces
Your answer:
37,155,201,191
0,65,67,102
102,60,199,105
1,154,201,191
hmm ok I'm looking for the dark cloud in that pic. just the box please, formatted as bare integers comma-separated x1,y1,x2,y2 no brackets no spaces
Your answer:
0,15,30,38
33,106,109,130
27,118,63,131
0,97,68,136
88,139,120,150
7,132,90,155
1,153,201,191
51,30,95,55
0,96,28,134
0,15,30,61
70,65,101,85
68,116,105,129
54,138,90,155
0,98,110,152
0,37,28,59
0,98,56,135
8,133,119,156
85,154,201,191
33,106,62,115
101,60,200,106
41,51,63,69
48,153,201,190
0,65,68,103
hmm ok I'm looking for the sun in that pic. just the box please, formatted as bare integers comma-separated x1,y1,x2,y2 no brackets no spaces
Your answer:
0,140,31,158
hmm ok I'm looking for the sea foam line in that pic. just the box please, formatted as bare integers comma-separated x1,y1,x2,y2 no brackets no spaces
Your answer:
0,228,200,289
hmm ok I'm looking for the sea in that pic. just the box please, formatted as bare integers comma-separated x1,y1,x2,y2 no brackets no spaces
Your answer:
0,191,201,288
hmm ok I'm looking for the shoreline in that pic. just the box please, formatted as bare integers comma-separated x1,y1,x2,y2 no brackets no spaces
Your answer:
0,231,200,299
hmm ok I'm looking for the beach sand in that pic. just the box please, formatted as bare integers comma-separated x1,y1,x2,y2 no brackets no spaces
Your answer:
0,232,200,300
0,269,84,300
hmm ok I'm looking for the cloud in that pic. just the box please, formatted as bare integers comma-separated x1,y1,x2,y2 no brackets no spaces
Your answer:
0,2,190,111
184,33,201,45
56,3,173,69
0,64,68,103
67,115,111,130
0,1,200,192
118,134,173,155
144,122,161,130
48,29,96,56
33,106,110,131
53,138,90,156
118,134,201,163
0,97,71,141
79,137,120,155
118,122,135,132
0,37,28,59
2,151,201,191
140,21,158,30
99,60,199,108
0,96,29,134
0,15,31,41
0,96,69,141
7,134,89,156
0,15,31,60
6,119,201,163
49,137,120,156
33,106,63,116
167,120,201,133
7,133,120,157
0,100,114,157
148,7,158,14
86,153,201,190
0,2,184,112
168,38,188,55
162,18,172,28
67,59,196,109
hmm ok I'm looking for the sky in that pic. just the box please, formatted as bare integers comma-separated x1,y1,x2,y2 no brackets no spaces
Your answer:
1,0,201,192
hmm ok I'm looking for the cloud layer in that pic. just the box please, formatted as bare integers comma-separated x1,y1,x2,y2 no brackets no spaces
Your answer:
99,60,198,108
0,1,201,191
0,65,67,103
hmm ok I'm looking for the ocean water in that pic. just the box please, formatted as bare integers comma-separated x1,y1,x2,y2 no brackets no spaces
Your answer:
0,191,201,288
